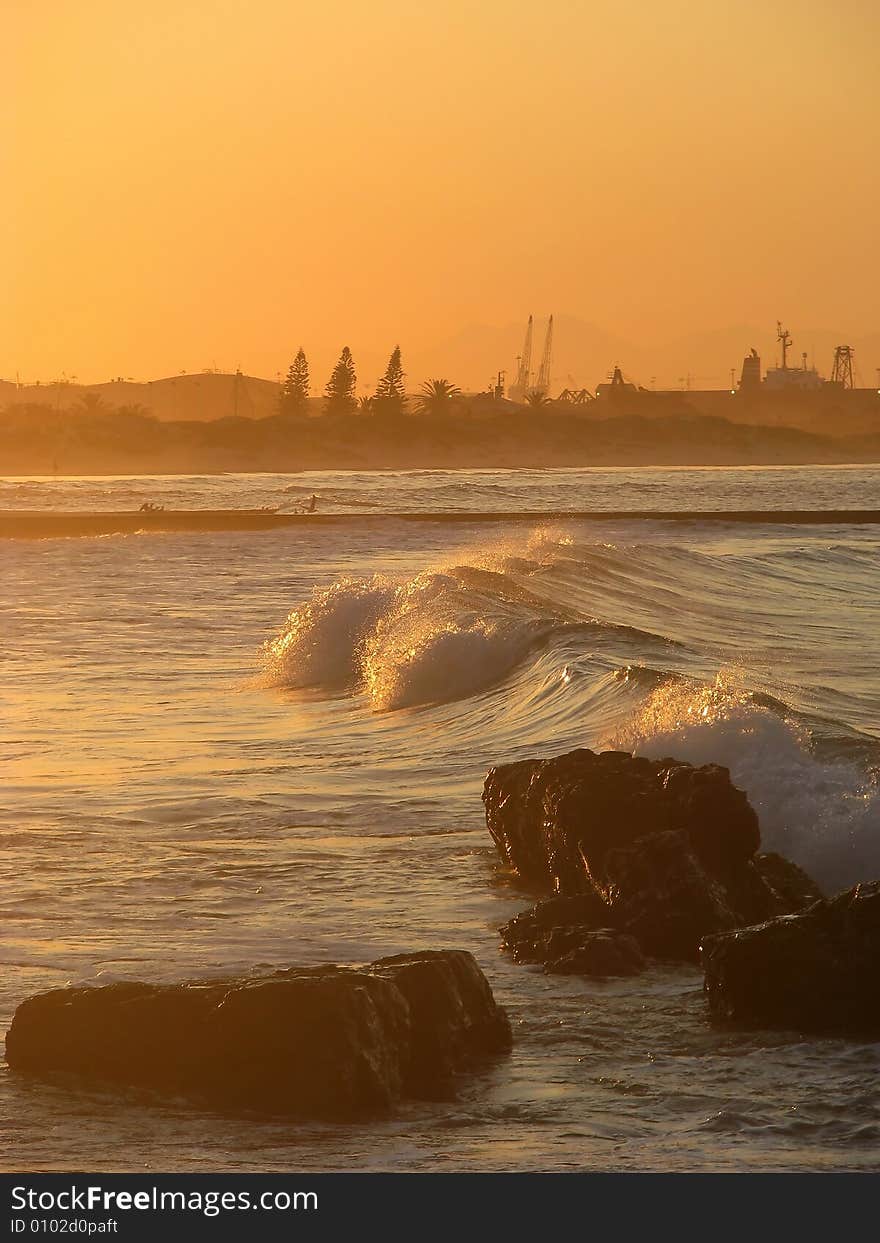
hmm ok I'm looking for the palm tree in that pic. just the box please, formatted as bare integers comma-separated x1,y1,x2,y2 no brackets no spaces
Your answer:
525,389,550,408
417,378,461,415
357,395,375,414
77,392,107,414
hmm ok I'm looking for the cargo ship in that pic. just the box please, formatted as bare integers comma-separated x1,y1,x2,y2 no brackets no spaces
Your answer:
585,322,880,432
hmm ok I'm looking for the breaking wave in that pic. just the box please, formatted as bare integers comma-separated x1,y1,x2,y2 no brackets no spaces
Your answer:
260,566,556,711
606,674,880,891
259,528,880,887
261,575,398,691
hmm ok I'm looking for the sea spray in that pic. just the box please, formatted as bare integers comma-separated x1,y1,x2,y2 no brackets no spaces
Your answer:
260,565,551,711
606,672,880,891
361,597,550,713
260,575,397,690
258,529,880,888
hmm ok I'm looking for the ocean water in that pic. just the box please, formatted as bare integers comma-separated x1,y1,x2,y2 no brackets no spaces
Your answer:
2,466,880,1172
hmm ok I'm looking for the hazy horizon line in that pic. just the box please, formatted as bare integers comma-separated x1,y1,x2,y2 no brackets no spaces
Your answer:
5,317,880,393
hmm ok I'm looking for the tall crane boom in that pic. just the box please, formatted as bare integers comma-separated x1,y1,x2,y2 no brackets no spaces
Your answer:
516,315,533,393
508,315,534,403
535,315,554,396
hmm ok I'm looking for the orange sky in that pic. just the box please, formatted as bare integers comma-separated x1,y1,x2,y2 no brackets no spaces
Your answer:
5,0,879,389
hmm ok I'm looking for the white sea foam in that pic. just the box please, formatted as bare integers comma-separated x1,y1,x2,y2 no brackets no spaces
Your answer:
260,575,397,690
259,534,880,888
606,673,880,891
260,564,546,710
361,581,546,711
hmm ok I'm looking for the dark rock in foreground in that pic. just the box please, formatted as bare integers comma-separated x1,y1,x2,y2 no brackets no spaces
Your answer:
702,881,880,1034
485,748,823,966
4,950,511,1117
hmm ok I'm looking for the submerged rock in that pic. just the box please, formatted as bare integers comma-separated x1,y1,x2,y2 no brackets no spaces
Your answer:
701,881,880,1034
485,747,822,966
4,950,511,1117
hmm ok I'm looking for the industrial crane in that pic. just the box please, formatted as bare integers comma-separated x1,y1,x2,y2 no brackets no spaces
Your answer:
508,315,533,402
533,315,554,398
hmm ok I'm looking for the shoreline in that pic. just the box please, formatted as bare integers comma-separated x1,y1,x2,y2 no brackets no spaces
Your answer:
3,451,880,477
5,508,880,539
2,456,880,481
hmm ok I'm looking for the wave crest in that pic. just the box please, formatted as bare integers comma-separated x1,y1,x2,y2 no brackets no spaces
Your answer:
260,575,397,690
606,673,880,891
260,566,546,711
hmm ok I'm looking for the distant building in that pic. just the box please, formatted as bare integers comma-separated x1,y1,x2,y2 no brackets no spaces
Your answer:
595,366,638,401
739,349,761,392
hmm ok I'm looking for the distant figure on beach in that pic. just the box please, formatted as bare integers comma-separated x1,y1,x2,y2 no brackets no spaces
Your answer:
307,494,317,513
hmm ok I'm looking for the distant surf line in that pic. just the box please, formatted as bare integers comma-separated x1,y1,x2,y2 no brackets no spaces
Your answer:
4,509,880,539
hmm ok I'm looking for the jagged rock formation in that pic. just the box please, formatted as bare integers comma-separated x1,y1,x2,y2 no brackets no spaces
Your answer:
485,748,822,968
4,950,511,1117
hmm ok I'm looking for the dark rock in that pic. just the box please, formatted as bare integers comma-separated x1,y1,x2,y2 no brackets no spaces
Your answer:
370,950,512,1097
500,892,614,962
485,747,821,963
498,891,643,977
598,829,742,960
754,851,825,911
484,748,759,892
701,880,880,1034
4,950,511,1117
544,931,644,977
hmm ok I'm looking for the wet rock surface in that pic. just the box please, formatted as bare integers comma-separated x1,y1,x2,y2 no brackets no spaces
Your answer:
4,950,511,1117
486,748,823,968
500,895,645,976
701,880,880,1034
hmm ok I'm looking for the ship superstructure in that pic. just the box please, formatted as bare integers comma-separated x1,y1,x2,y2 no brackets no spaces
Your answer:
748,322,824,392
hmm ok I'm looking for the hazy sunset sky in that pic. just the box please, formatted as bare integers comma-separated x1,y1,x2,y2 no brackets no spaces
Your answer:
5,0,879,386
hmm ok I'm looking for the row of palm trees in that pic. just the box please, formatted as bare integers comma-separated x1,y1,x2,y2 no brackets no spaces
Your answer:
341,379,461,415
351,379,548,414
